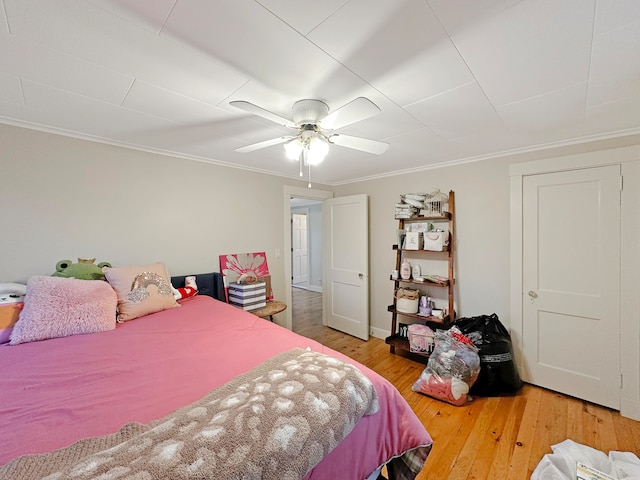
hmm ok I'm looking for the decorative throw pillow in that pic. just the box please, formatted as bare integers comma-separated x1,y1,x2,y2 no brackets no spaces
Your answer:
0,303,23,344
9,276,117,345
102,262,179,322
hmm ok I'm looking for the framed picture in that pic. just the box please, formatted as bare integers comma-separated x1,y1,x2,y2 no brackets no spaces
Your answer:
218,252,273,301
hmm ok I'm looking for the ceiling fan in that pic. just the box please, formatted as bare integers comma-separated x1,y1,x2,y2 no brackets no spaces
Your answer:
230,97,390,167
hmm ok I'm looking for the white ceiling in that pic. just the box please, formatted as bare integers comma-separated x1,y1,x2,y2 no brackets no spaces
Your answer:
1,0,639,185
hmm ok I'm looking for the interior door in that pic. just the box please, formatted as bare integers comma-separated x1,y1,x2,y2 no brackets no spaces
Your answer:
522,165,621,409
291,213,308,285
323,194,369,340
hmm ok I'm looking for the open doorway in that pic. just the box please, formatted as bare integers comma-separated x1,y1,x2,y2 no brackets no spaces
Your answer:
290,197,323,336
290,198,322,293
282,186,332,333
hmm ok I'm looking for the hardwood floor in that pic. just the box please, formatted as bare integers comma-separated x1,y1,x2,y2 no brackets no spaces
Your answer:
291,288,640,479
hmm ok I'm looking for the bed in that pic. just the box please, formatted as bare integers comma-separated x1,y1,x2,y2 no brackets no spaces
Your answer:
0,268,432,479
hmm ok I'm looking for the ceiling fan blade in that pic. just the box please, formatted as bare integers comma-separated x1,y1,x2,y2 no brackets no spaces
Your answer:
235,136,294,153
319,97,381,130
329,133,389,155
230,101,297,129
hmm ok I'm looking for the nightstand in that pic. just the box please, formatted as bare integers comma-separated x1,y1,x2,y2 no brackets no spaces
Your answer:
252,300,287,321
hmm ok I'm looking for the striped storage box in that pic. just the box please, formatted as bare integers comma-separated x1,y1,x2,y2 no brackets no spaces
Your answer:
228,281,266,311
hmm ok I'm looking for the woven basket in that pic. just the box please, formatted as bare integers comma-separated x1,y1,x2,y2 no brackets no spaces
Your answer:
395,288,419,314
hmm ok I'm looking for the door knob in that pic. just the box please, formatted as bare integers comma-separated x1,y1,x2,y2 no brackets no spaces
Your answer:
528,290,538,299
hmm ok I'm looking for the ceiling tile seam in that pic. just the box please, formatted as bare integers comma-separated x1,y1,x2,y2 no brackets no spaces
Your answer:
261,5,428,136
18,77,187,127
157,0,178,36
423,1,516,142
254,0,334,36
423,0,515,146
120,79,136,107
586,91,640,110
1,0,11,35
583,0,599,126
403,80,476,108
250,0,398,118
493,81,589,139
493,80,588,109
0,31,140,93
297,0,351,37
400,81,491,144
82,1,241,86
253,0,312,36
86,0,176,36
224,2,441,144
594,4,640,37
120,76,226,113
17,77,25,107
216,78,253,109
383,125,441,146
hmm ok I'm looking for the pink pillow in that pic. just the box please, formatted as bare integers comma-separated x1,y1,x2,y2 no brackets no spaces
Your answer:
9,276,117,345
102,262,179,322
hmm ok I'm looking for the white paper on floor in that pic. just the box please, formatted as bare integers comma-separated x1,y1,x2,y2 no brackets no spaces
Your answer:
531,439,640,480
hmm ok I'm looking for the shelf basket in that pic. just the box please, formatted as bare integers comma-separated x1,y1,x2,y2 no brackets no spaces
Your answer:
394,288,419,314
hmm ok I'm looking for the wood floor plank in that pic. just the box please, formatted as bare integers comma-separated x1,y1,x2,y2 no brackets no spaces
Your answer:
486,395,528,479
527,390,567,476
505,386,543,480
447,397,502,479
290,287,640,480
467,396,515,480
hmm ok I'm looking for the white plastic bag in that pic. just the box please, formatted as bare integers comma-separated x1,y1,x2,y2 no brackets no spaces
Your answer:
531,439,640,480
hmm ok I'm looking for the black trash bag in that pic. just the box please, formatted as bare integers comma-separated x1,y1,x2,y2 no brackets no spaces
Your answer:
455,313,523,396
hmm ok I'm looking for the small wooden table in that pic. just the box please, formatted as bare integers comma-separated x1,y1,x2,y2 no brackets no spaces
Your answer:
252,300,287,321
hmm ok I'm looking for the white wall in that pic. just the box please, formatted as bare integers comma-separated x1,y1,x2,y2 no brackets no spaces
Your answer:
335,158,513,337
334,140,640,421
0,124,332,309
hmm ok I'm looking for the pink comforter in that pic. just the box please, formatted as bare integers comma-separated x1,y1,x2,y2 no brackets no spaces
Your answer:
0,296,432,478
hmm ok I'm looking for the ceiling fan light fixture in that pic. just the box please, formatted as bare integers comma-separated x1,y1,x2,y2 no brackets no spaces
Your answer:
305,135,329,165
284,138,303,160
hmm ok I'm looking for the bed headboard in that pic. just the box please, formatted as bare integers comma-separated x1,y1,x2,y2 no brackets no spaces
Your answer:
171,272,226,302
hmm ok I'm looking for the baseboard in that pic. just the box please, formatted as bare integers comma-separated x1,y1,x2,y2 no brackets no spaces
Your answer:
370,326,388,340
621,398,640,421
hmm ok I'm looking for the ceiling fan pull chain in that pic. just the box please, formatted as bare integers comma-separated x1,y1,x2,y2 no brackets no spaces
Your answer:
299,154,303,177
308,165,312,188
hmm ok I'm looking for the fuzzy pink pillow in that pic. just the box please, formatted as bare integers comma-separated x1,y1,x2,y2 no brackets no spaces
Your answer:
9,276,117,345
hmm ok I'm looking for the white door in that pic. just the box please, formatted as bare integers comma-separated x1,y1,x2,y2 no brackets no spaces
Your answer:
522,165,621,409
323,194,369,340
291,213,308,285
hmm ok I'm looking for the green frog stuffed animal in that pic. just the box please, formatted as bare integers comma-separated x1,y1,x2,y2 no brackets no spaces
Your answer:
52,257,112,280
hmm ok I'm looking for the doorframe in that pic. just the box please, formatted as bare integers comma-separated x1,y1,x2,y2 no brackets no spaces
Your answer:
283,186,333,331
509,145,640,420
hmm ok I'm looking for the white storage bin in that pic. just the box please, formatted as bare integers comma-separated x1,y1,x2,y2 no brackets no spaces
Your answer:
403,231,423,250
423,230,447,251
